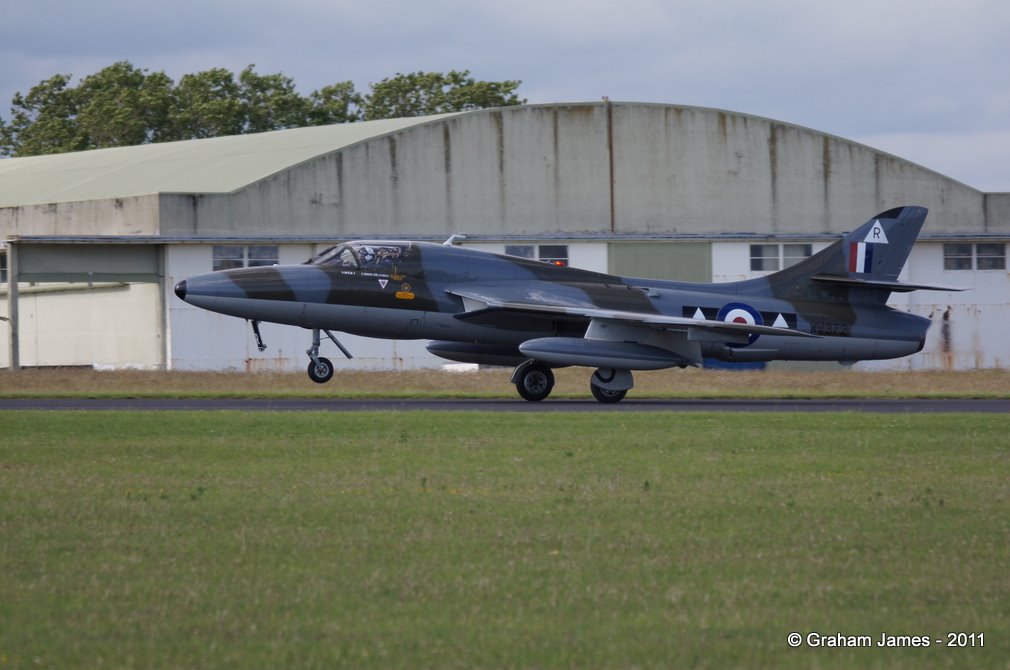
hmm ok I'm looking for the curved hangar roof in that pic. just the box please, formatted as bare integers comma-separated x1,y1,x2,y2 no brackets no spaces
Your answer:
0,113,461,207
1,102,1001,241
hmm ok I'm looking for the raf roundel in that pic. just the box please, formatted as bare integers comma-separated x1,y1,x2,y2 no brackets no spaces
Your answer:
717,302,763,345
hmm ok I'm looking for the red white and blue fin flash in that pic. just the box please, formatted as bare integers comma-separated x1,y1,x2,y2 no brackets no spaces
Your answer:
849,242,874,274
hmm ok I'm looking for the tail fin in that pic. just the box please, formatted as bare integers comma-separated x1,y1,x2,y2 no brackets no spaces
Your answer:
766,206,951,300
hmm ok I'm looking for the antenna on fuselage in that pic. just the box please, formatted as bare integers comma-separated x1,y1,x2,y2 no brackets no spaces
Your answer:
443,234,467,246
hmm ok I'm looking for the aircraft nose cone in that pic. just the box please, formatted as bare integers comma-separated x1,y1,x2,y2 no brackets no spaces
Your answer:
174,280,187,301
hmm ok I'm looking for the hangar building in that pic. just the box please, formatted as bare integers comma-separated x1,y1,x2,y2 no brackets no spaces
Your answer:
1,102,1007,371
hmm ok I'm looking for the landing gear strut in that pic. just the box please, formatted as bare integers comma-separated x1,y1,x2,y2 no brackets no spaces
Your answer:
306,328,353,384
511,360,555,401
250,320,267,352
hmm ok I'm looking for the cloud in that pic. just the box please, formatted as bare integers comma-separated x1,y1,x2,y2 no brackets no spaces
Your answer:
2,0,1009,190
856,130,1010,192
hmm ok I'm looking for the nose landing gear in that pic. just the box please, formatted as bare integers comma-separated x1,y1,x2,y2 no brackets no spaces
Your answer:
306,328,353,384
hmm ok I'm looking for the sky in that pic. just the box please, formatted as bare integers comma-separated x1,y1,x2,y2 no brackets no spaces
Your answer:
3,0,1009,191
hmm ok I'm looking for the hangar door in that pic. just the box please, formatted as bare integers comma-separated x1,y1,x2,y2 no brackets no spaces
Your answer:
3,243,164,369
608,242,712,281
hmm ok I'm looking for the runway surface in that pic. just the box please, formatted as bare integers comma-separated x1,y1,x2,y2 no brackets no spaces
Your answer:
1,397,1008,413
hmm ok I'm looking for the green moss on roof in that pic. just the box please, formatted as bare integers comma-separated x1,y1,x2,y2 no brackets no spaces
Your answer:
0,113,460,207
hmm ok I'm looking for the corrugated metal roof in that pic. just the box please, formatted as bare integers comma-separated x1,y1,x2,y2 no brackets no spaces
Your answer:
0,113,461,207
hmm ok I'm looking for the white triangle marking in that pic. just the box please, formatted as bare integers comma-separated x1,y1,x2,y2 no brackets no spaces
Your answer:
773,313,788,328
692,308,705,320
378,279,388,289
864,220,889,244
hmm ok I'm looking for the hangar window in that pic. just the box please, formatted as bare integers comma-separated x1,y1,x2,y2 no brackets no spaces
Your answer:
247,245,280,267
0,251,6,284
783,244,813,268
539,245,569,267
976,243,1006,270
750,244,811,272
750,244,779,271
505,244,569,267
504,244,535,259
944,243,1005,271
212,245,279,271
213,245,244,271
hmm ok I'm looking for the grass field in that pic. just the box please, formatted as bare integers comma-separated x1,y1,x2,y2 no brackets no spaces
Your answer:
2,410,1008,669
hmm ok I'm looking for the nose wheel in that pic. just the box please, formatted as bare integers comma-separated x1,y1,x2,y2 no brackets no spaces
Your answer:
307,357,334,384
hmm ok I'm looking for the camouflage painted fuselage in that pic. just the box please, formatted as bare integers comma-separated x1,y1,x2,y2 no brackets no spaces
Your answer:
177,206,934,368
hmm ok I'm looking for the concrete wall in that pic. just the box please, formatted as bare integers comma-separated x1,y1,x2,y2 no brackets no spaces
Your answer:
0,195,161,237
610,105,989,235
158,103,999,240
3,103,1004,242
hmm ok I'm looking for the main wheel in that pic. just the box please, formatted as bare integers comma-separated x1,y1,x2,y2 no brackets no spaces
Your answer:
591,384,627,404
307,357,334,384
515,364,555,401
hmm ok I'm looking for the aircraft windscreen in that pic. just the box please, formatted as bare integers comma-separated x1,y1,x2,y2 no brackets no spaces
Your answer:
310,243,408,270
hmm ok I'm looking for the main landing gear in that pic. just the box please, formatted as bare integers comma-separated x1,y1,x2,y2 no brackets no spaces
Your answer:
511,361,633,403
512,360,556,401
306,328,353,384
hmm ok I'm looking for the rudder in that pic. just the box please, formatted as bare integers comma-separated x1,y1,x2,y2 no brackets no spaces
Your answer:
763,206,929,301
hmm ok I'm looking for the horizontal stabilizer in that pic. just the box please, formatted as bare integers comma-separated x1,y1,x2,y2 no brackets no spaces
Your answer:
811,274,967,293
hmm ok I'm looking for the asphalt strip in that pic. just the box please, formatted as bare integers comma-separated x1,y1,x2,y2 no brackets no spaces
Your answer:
1,397,1008,413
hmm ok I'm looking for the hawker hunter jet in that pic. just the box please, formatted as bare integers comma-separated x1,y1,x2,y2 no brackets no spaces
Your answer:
175,206,957,402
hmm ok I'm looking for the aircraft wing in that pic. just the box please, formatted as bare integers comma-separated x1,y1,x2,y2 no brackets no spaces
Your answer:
447,284,817,339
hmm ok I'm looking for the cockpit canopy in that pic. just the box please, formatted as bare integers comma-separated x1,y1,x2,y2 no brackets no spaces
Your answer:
309,242,411,270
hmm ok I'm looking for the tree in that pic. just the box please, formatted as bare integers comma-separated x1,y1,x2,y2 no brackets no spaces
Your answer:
168,68,245,139
0,63,178,156
1,74,85,156
362,70,524,120
1,64,525,157
307,81,363,125
238,66,312,133
76,61,174,147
